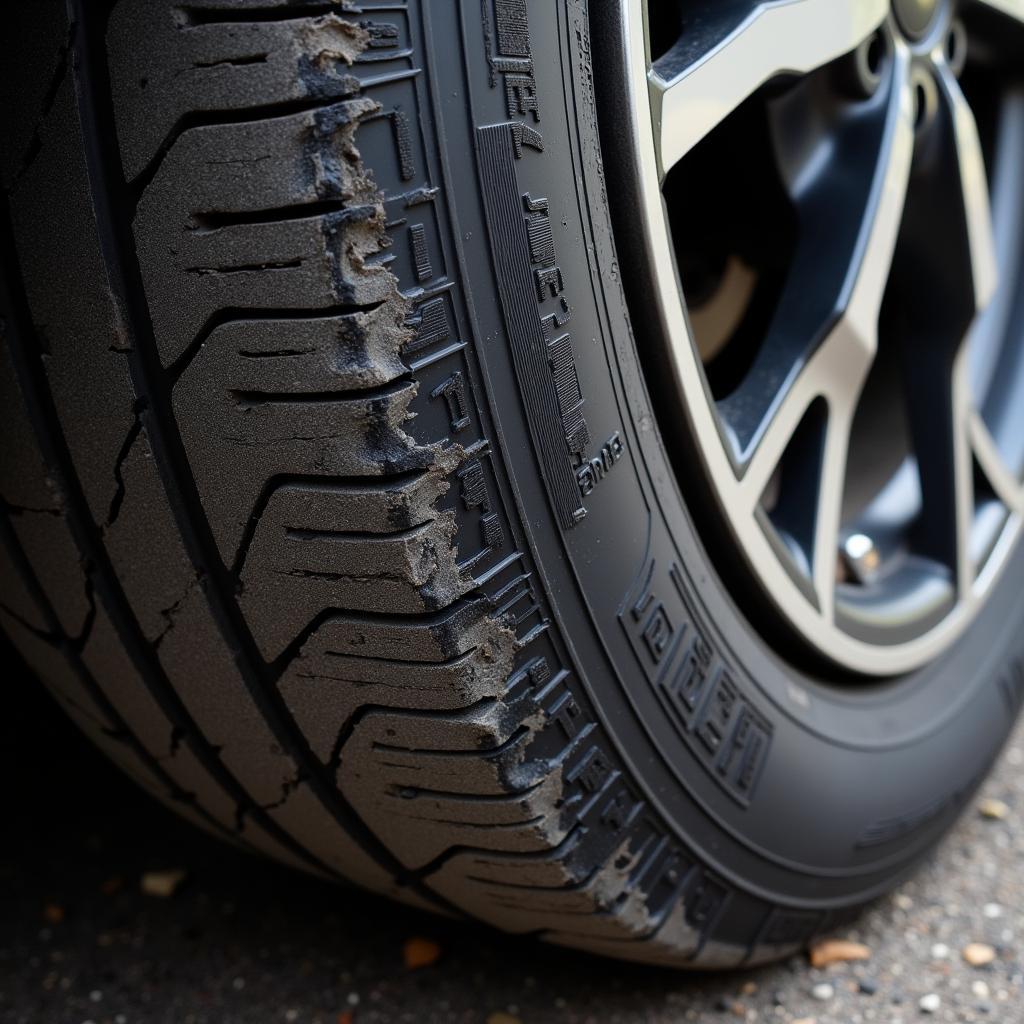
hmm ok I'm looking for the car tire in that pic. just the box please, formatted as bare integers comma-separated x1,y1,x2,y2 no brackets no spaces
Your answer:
1,0,1022,968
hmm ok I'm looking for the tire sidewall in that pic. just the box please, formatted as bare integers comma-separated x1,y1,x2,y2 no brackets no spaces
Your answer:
437,0,1024,907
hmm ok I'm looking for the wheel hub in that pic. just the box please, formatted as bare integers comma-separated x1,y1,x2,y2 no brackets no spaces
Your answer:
606,0,1024,675
894,0,944,39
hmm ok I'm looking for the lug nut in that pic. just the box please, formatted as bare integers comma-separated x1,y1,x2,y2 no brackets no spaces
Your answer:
945,18,968,77
835,29,889,100
911,66,939,132
842,532,882,583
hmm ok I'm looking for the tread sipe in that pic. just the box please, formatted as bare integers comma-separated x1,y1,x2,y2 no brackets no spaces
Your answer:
1,0,871,968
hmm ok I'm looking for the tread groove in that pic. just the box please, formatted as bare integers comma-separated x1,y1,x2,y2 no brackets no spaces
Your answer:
0,191,334,876
229,468,432,576
0,445,237,845
179,4,350,26
227,379,413,408
128,93,363,201
167,302,386,384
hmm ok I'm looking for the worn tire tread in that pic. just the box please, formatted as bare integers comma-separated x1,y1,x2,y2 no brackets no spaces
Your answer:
0,0,839,967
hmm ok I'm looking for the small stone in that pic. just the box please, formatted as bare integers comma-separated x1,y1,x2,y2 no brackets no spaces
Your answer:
42,905,64,925
894,893,914,911
402,937,442,970
140,869,187,899
858,978,879,996
979,798,1009,820
983,903,1003,919
486,1015,522,1024
919,993,941,1014
809,939,871,968
100,876,123,897
811,983,834,1002
973,980,991,999
232,977,245,991
963,943,997,967
792,1019,817,1024
88,991,102,1003
931,943,950,959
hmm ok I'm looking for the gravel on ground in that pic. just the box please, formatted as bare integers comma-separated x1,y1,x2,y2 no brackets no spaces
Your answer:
2,655,1022,1024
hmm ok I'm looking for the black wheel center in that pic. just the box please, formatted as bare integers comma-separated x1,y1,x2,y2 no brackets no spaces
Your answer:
894,0,942,40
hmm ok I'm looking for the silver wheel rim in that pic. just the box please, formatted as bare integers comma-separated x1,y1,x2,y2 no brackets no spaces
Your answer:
613,0,1024,675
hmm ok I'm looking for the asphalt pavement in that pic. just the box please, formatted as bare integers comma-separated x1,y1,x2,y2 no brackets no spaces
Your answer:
2,656,1022,1024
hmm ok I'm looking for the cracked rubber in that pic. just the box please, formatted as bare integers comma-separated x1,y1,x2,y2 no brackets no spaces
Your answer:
3,0,1023,970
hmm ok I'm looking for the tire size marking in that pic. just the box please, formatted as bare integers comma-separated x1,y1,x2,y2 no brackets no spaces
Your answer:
483,0,543,123
621,560,773,807
577,431,626,497
478,0,623,532
478,124,588,529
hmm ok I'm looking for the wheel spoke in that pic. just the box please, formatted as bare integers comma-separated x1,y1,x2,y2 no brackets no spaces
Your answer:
937,65,1000,313
739,319,871,522
889,64,1003,591
737,53,915,484
736,56,915,616
721,44,915,459
967,90,1024,400
738,323,877,619
975,0,1024,25
952,351,978,597
810,394,860,620
650,0,889,176
970,412,1024,515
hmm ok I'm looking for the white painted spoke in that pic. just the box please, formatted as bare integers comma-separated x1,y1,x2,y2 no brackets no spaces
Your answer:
650,0,888,175
937,65,1000,312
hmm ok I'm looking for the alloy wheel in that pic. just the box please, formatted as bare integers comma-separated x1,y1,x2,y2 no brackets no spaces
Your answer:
611,0,1024,674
